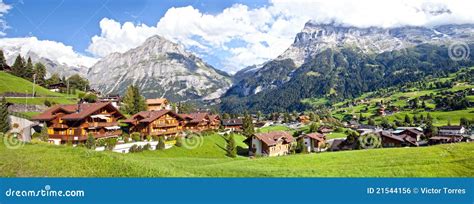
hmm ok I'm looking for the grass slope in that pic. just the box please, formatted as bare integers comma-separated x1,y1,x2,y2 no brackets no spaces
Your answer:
1,134,472,177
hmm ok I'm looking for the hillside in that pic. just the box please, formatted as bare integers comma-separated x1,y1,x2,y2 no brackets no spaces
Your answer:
1,134,472,177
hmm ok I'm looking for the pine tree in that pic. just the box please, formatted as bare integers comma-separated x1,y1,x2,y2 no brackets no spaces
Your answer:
0,97,10,133
404,114,412,125
24,57,34,80
368,118,375,126
46,73,61,86
0,50,7,71
39,123,49,142
11,55,25,77
120,85,146,115
226,134,237,157
85,133,95,149
33,63,47,86
242,113,254,137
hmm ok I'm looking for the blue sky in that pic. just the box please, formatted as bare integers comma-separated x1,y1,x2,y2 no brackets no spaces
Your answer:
1,0,473,73
4,0,268,54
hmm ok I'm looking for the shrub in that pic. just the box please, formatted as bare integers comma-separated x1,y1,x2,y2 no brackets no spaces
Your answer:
95,139,106,147
156,137,165,150
105,138,118,150
146,135,152,141
131,132,141,142
175,136,183,147
152,135,159,141
44,100,52,107
143,143,151,151
85,133,95,149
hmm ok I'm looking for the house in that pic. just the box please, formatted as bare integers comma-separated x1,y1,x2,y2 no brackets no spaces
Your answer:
299,132,326,152
48,82,67,92
429,136,463,145
123,110,184,139
180,112,211,131
222,118,243,131
438,126,466,136
298,115,310,124
32,102,124,145
146,98,171,111
377,106,386,116
318,126,334,134
392,129,427,146
378,131,407,147
208,114,221,130
246,131,294,157
98,94,121,109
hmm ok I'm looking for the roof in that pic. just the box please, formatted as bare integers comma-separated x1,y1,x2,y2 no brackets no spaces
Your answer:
208,114,220,121
32,102,123,121
123,110,183,124
303,133,325,141
146,98,168,105
379,131,405,142
439,126,464,130
253,131,294,146
181,112,209,123
222,118,243,126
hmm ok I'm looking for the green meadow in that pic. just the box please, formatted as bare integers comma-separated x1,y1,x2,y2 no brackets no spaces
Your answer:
1,134,472,177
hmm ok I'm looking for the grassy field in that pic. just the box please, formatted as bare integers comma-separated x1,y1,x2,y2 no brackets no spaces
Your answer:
1,134,472,177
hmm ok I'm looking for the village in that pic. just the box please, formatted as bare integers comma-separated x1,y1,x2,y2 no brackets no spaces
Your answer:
4,88,473,157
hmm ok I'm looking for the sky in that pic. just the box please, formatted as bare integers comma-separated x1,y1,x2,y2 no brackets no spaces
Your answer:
1,0,474,73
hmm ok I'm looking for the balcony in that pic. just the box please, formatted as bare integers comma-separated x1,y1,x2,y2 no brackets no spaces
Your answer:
86,121,119,128
49,130,122,141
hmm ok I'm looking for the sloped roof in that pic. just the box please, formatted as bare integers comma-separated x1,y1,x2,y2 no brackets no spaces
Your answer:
123,110,183,124
181,112,209,123
222,118,243,126
439,126,464,130
146,98,168,105
32,102,123,121
303,133,326,142
254,131,294,146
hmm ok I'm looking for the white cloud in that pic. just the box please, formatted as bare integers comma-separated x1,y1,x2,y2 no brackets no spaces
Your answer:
0,0,12,36
86,0,474,73
0,37,98,67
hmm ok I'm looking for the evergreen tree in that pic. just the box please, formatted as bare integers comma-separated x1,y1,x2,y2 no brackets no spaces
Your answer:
39,123,49,142
24,57,34,80
85,133,95,149
222,113,230,119
0,97,10,133
380,118,390,129
460,117,470,127
404,114,412,125
0,50,7,70
157,136,166,150
368,118,375,126
309,122,320,133
120,85,146,115
447,119,452,126
11,55,25,77
225,134,237,157
46,73,61,86
33,63,47,86
425,120,438,137
175,136,183,147
242,113,255,137
256,111,263,122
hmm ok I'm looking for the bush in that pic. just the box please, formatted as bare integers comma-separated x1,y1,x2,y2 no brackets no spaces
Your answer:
156,137,165,150
143,143,151,151
105,138,118,150
95,139,106,147
85,133,95,149
146,135,152,141
44,100,52,107
175,136,183,147
129,144,144,153
131,132,141,142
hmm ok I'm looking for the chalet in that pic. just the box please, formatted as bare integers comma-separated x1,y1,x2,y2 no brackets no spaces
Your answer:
222,118,243,131
318,126,334,134
299,132,326,152
378,131,407,147
208,114,221,130
298,115,311,124
246,131,294,157
438,126,466,136
180,112,210,131
392,128,427,146
429,135,463,145
98,94,121,109
32,102,124,145
123,110,184,139
48,82,67,92
146,98,171,111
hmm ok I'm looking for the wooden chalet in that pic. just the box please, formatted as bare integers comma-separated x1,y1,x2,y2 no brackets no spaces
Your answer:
146,98,171,111
48,82,67,92
32,102,124,145
221,118,243,131
123,110,184,138
380,128,427,147
179,112,211,131
298,115,310,124
208,114,221,130
318,126,334,134
429,135,464,145
299,132,326,152
246,131,294,157
438,126,466,136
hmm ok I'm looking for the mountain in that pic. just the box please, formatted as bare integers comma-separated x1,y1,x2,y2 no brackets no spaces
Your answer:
3,49,88,77
87,35,232,101
222,23,474,113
